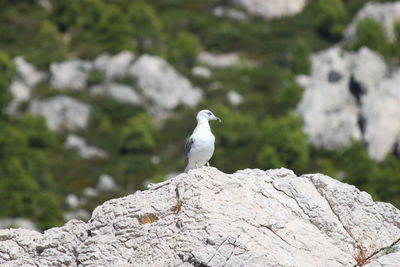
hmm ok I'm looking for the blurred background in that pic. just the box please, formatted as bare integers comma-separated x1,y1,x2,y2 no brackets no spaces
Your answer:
1,0,400,231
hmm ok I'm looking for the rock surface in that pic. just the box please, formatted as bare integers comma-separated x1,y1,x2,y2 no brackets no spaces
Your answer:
1,167,399,266
344,2,400,43
297,45,400,161
233,0,307,19
50,60,93,90
129,54,202,115
64,134,107,159
29,96,91,132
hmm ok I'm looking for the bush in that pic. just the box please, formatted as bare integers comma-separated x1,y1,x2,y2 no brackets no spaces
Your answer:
0,52,14,113
166,31,201,67
289,38,311,74
120,113,156,153
28,20,67,69
312,0,348,40
346,17,390,58
257,113,309,173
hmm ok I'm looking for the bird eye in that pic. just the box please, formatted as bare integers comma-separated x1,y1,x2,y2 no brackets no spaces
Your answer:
207,112,212,116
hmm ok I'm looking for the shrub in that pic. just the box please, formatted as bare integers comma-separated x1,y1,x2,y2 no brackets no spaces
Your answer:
346,17,390,58
313,0,348,40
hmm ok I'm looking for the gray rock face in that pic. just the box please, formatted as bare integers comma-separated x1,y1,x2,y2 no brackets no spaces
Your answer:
64,134,107,159
6,57,46,114
1,167,399,266
297,47,362,149
91,83,142,106
232,0,307,19
198,52,241,68
50,60,93,90
344,2,400,43
297,46,400,161
29,96,91,132
129,54,202,113
94,51,135,80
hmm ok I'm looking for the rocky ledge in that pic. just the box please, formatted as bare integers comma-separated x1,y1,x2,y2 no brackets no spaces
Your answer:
0,167,399,266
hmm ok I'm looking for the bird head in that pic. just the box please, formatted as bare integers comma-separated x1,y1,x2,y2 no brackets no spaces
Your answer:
196,109,221,123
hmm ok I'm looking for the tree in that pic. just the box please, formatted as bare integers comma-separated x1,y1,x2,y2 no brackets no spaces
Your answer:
29,20,68,69
0,52,14,114
257,113,310,173
126,1,163,53
166,31,201,67
120,113,156,153
313,0,348,40
346,17,390,58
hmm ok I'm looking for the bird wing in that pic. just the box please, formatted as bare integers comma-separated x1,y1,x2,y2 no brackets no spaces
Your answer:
183,137,194,170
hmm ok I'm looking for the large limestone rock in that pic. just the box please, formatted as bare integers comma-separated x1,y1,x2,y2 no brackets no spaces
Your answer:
297,46,362,149
232,0,307,19
344,2,400,43
6,57,46,114
50,60,93,90
129,54,202,114
1,167,399,266
64,134,107,159
94,51,135,80
297,46,400,161
29,96,91,132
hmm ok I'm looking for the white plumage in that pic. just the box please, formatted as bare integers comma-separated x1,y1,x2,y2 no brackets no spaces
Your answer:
184,110,221,172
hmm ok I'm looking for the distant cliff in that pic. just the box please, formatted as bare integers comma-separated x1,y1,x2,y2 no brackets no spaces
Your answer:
1,167,399,266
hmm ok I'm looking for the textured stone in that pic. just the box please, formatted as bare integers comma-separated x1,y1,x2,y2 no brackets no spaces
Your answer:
0,167,399,266
129,54,202,113
94,51,134,80
213,6,247,21
344,2,400,43
29,96,91,132
64,134,107,159
297,47,361,149
90,83,141,106
297,45,400,161
227,90,243,106
199,52,241,68
233,0,307,19
50,60,93,90
365,250,400,267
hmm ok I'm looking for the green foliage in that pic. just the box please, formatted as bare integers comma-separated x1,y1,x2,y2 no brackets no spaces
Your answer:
0,116,63,229
0,52,14,112
120,113,156,153
257,113,309,173
289,38,311,74
346,17,390,58
312,0,348,40
28,20,67,69
126,1,163,53
166,31,201,67
212,105,257,172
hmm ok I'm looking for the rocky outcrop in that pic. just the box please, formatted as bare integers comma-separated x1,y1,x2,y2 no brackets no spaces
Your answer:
64,134,107,159
129,54,202,116
50,60,93,90
232,0,307,19
6,57,46,114
344,2,400,43
297,4,400,161
198,52,241,68
93,51,135,80
8,52,202,124
29,96,91,132
1,167,399,266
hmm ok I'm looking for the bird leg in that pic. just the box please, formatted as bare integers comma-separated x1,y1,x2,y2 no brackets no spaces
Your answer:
206,161,210,167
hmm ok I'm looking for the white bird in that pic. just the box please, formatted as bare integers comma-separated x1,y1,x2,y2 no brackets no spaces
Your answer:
184,110,221,173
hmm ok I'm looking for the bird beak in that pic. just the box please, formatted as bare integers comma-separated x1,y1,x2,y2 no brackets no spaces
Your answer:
214,116,221,122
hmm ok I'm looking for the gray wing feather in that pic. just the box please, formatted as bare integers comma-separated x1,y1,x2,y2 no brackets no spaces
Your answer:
184,137,194,169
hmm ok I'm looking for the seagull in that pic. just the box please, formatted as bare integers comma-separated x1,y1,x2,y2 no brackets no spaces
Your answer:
184,110,221,173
